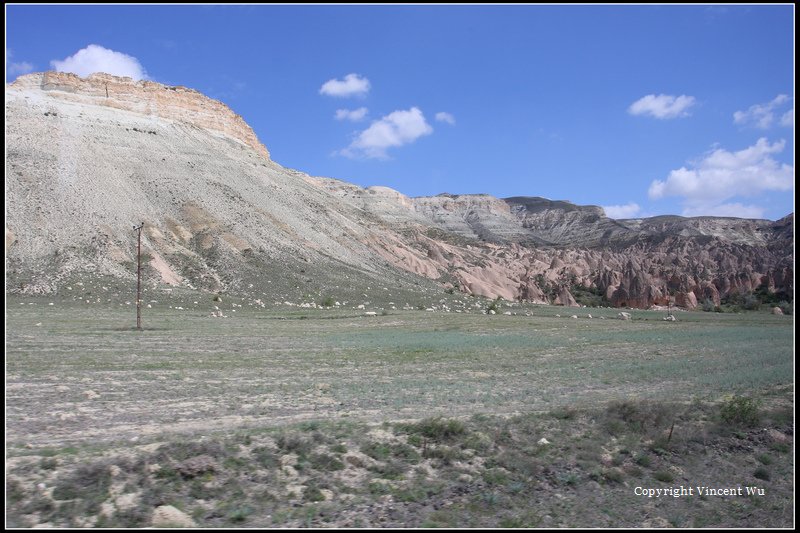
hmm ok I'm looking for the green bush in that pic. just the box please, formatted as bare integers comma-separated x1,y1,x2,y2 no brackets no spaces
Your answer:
720,396,760,427
753,467,770,481
570,284,607,308
653,470,674,482
603,468,625,484
756,454,773,465
399,417,466,442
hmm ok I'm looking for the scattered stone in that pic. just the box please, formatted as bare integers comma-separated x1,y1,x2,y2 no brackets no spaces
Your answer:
151,505,197,528
82,390,100,400
570,315,578,319
587,314,592,319
176,455,217,478
344,453,366,468
115,492,140,513
488,309,496,315
618,312,632,320
771,306,783,315
663,315,676,321
280,454,298,467
537,438,550,445
767,429,789,443
364,311,377,316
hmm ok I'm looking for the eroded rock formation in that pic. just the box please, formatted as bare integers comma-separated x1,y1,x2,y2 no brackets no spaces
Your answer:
5,72,794,309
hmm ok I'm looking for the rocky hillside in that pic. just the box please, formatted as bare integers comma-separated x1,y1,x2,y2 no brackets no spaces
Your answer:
5,72,794,309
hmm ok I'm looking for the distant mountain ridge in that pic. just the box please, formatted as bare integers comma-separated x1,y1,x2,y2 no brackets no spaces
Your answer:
5,72,794,309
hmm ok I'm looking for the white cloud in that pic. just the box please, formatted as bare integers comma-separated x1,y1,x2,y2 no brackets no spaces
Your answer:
50,44,148,80
780,108,794,127
435,111,456,125
8,60,34,76
602,202,641,219
340,107,433,159
334,107,368,122
628,94,696,119
6,49,34,76
733,94,790,129
648,138,793,218
681,202,765,219
319,73,370,97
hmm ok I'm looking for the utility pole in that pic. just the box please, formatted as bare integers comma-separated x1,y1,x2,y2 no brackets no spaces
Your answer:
133,222,144,330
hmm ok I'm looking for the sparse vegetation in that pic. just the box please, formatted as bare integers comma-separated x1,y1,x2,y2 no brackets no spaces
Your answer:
720,396,760,427
5,297,793,527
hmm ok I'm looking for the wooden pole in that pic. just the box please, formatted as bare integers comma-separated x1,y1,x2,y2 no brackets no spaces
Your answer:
133,223,144,330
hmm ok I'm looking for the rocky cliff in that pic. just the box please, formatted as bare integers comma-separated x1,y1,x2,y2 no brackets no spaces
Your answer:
5,72,794,310
11,71,269,159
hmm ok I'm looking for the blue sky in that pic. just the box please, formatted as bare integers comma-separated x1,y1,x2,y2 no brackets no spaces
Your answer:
6,4,795,220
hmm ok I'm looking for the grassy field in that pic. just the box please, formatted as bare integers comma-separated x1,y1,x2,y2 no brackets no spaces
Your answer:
5,295,794,527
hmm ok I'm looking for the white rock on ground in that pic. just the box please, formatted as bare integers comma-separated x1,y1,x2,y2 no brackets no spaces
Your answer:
151,505,197,528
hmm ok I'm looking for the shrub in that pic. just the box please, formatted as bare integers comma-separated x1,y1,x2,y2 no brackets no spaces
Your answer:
769,442,790,454
605,400,672,434
756,454,773,465
276,431,313,457
701,298,716,312
742,293,761,311
309,453,344,471
319,296,335,307
399,417,466,442
720,396,760,427
52,463,113,514
603,468,625,484
304,486,325,502
753,467,770,481
653,470,674,482
422,445,463,465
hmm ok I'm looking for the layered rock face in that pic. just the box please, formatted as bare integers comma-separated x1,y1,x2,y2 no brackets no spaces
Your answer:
5,72,794,309
12,72,269,159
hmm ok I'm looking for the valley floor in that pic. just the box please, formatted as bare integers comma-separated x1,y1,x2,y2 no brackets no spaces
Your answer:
5,296,794,527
